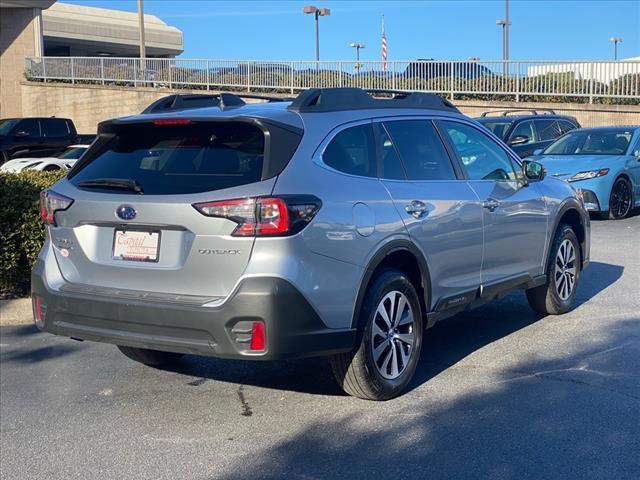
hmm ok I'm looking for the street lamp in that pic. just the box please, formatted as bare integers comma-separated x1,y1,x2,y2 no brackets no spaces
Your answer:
496,0,511,62
350,43,365,71
610,37,622,60
303,5,331,62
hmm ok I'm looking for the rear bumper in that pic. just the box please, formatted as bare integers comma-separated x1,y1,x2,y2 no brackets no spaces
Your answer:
31,260,356,360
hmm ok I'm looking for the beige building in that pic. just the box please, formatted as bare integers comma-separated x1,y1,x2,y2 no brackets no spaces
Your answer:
0,1,183,117
0,1,55,117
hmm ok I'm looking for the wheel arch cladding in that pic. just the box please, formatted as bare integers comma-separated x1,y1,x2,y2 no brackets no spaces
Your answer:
555,206,586,270
351,241,430,330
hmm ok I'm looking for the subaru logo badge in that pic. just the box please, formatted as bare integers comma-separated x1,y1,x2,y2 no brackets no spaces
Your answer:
116,205,136,221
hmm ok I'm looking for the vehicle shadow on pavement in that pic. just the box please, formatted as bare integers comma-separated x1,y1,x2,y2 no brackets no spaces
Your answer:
213,317,640,480
165,261,623,397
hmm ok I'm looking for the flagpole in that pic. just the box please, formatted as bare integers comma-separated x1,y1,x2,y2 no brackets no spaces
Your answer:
381,14,388,72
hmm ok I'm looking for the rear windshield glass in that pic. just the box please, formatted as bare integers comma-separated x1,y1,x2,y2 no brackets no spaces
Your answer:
70,122,265,194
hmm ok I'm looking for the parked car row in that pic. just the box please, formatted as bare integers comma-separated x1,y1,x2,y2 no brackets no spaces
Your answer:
474,108,639,219
0,116,94,166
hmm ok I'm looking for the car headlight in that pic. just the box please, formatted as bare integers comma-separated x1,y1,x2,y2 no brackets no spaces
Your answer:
568,168,609,182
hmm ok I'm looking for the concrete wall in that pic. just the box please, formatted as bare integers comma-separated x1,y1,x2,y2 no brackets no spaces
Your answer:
0,8,41,117
20,81,640,134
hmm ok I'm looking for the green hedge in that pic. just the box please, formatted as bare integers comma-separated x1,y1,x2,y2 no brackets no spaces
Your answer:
1,171,66,298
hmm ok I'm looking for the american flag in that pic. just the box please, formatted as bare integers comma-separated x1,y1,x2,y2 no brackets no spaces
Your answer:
381,15,388,71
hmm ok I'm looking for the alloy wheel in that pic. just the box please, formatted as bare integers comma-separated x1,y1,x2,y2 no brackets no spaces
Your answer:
611,180,632,219
555,239,577,301
370,291,416,380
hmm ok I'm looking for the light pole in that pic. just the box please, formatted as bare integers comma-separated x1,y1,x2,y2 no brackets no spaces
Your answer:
350,43,365,71
137,0,146,59
496,0,511,62
610,37,622,60
303,5,331,62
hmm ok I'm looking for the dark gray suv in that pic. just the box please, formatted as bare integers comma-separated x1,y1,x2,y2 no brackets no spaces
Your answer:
32,88,590,400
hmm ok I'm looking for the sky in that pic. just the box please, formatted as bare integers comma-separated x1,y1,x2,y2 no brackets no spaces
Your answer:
63,0,640,61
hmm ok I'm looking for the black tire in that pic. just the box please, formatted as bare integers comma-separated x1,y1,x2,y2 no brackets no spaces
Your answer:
608,177,633,220
42,164,61,171
117,345,184,367
329,269,423,401
526,224,581,315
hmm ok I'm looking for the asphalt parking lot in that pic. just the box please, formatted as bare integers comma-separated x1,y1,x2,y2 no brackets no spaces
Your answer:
1,214,639,480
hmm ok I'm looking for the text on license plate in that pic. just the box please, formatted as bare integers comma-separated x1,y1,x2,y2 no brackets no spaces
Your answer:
113,229,160,262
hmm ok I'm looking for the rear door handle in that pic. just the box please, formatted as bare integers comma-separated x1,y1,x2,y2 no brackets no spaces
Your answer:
405,200,429,218
482,199,500,212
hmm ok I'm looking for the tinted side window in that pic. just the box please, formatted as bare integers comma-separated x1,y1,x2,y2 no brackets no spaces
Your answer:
509,120,536,144
377,124,406,180
535,119,561,141
323,124,376,177
43,119,70,138
383,120,456,181
440,121,517,181
16,119,40,137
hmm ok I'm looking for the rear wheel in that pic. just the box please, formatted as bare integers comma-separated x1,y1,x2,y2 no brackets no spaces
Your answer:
117,345,184,367
330,269,423,401
526,224,581,315
609,177,633,220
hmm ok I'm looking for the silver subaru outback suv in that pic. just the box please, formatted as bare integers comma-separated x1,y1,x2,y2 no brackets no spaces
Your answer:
32,88,590,400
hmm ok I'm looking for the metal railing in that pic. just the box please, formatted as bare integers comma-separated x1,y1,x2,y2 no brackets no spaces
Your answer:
24,57,640,102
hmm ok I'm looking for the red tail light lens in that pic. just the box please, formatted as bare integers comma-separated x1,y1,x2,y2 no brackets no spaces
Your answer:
249,321,266,351
193,196,320,237
40,190,74,225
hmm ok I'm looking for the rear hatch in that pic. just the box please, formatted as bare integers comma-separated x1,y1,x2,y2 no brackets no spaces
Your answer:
50,118,301,299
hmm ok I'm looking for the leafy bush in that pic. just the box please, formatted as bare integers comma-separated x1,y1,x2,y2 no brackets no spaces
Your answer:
0,171,66,298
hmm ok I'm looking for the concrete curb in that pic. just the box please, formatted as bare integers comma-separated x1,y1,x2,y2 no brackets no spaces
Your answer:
0,298,33,326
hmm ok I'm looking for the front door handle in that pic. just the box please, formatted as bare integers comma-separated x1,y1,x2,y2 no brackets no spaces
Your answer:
482,199,500,212
405,200,429,218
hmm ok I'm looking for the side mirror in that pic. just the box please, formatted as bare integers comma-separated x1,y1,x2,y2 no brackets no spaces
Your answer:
522,160,545,182
532,148,544,156
634,149,640,161
13,131,29,138
508,135,529,146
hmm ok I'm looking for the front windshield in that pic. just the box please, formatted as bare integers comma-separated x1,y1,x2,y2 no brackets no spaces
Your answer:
0,119,20,136
58,147,86,160
544,129,633,155
477,120,511,141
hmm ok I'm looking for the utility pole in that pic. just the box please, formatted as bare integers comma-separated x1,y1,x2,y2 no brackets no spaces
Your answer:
496,0,511,62
138,0,146,59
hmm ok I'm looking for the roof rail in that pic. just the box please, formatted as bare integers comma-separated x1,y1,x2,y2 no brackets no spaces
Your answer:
480,108,556,117
141,93,292,114
287,88,459,113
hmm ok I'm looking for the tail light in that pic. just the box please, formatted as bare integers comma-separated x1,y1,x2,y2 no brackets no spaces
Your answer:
249,322,266,351
40,190,74,225
193,195,321,237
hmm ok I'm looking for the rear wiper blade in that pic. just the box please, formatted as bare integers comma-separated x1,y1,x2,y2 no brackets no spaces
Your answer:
76,178,144,194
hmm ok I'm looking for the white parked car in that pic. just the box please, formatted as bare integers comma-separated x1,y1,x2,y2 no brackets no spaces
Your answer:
0,144,89,173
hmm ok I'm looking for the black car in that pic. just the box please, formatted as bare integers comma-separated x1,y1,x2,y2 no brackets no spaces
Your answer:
0,117,78,164
475,109,580,158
